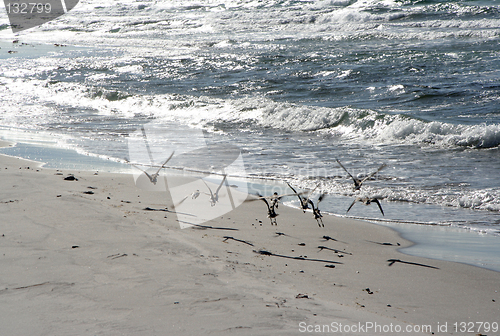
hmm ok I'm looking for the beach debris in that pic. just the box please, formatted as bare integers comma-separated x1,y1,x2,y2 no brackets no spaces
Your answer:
295,293,309,299
325,264,336,268
64,175,78,181
298,243,306,246
1,199,18,203
336,159,386,191
387,259,439,269
346,197,384,216
72,245,79,249
363,288,374,294
83,191,94,195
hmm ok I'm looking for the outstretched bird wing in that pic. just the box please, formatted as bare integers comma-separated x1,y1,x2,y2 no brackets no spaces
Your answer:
336,159,359,185
202,179,214,198
346,197,359,214
215,175,227,195
305,183,320,203
286,182,308,209
131,164,155,183
286,182,300,197
255,193,271,211
372,198,385,216
359,163,387,184
317,192,327,205
151,151,176,179
173,195,189,208
246,192,302,202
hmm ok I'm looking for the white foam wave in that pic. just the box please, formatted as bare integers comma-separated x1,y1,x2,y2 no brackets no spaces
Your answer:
287,173,500,214
3,78,498,150
5,0,498,48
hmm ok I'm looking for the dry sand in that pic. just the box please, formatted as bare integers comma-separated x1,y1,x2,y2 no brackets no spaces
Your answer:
0,143,499,335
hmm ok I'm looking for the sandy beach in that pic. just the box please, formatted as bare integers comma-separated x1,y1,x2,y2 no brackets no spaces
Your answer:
1,141,499,336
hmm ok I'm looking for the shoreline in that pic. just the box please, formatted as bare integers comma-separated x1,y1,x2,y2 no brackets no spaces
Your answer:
1,138,500,273
1,146,499,335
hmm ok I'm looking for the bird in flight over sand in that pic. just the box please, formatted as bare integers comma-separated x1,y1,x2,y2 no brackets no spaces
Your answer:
346,197,384,216
203,174,227,207
336,159,386,191
308,192,327,227
255,193,279,225
286,182,320,213
270,192,280,209
128,151,175,185
173,189,201,208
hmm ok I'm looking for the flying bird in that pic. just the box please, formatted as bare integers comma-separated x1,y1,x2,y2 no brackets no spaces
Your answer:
203,175,227,207
255,193,279,225
346,197,384,216
128,151,175,185
270,192,281,209
308,192,327,227
173,189,201,208
286,182,320,213
336,159,386,191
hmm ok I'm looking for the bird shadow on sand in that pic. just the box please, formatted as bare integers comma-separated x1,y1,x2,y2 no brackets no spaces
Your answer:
317,246,352,255
223,236,254,246
387,259,439,269
367,240,400,246
178,220,239,231
253,250,343,264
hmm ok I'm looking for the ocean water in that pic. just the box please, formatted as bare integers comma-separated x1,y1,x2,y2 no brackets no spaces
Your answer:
1,0,500,267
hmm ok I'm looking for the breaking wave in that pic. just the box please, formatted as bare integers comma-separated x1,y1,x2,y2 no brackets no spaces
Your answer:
2,78,499,150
